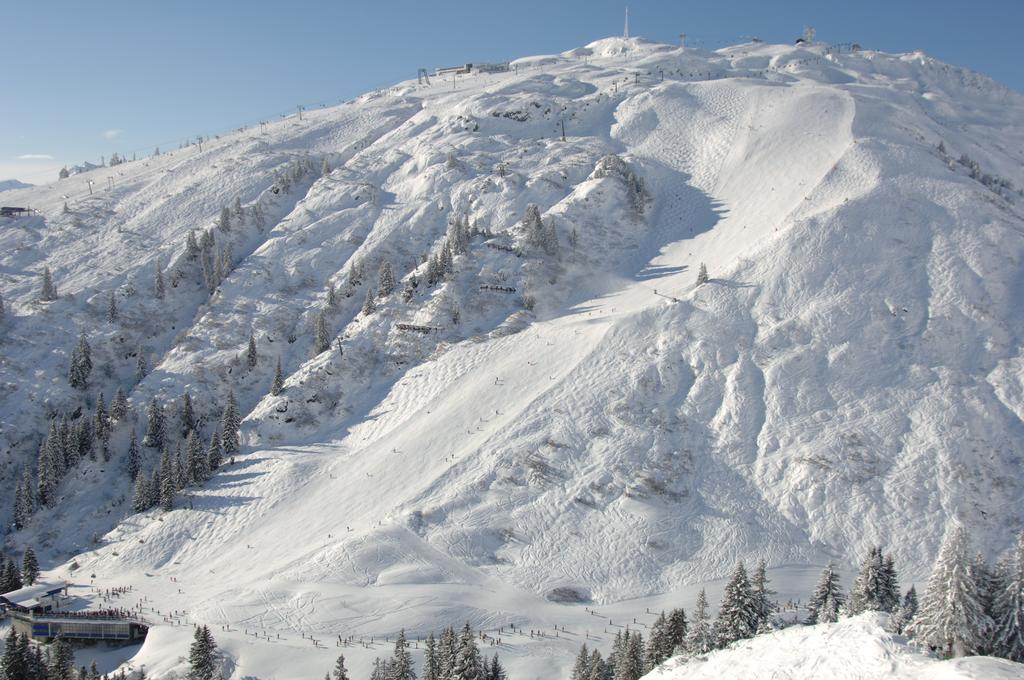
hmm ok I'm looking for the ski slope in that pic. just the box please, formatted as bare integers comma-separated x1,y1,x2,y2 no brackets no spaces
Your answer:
2,36,1024,678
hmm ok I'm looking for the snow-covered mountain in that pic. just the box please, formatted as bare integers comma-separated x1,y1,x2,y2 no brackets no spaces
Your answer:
2,35,1024,678
0,179,33,192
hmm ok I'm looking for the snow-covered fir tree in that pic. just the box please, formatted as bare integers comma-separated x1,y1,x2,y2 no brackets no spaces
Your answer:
849,547,900,614
135,347,148,383
806,562,844,624
144,398,165,448
68,332,93,390
154,262,165,300
362,288,377,315
207,429,223,472
685,589,713,655
909,523,993,657
378,260,395,297
247,331,258,368
716,561,758,646
180,392,197,438
220,390,240,457
218,206,231,232
993,532,1024,661
751,559,776,632
125,432,140,481
271,356,285,396
422,633,439,680
331,653,349,680
110,387,128,422
389,628,416,680
21,547,38,585
39,266,58,301
158,448,175,511
106,290,118,322
315,311,331,355
894,586,918,634
185,229,200,259
189,624,217,680
696,262,708,285
452,623,482,680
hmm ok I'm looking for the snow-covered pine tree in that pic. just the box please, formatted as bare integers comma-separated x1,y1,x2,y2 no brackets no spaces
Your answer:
806,562,844,624
440,243,454,275
126,431,141,481
39,266,58,301
132,472,152,513
93,392,109,441
716,561,758,646
586,649,607,680
378,261,395,297
487,654,506,680
111,387,128,422
685,589,714,655
218,206,231,232
186,230,200,259
894,586,918,634
220,390,240,457
36,435,60,507
135,347,148,383
186,431,208,484
971,552,999,629
332,653,350,680
643,612,672,670
909,522,993,657
21,547,38,585
452,623,482,680
880,554,901,613
315,311,331,355
158,448,175,511
696,262,708,286
144,398,165,448
154,262,165,300
271,357,285,396
321,157,331,176
389,629,415,680
233,196,243,219
572,644,591,680
50,636,74,680
207,430,223,472
438,625,457,679
180,392,196,438
68,333,93,390
523,204,545,252
993,532,1024,661
327,282,339,308
422,634,439,680
189,624,217,680
362,288,377,315
666,607,687,655
174,447,187,491
13,468,34,529
247,331,258,368
751,559,776,632
107,291,118,322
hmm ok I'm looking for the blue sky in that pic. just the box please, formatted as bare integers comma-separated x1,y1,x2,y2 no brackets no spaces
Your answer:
1,0,1021,183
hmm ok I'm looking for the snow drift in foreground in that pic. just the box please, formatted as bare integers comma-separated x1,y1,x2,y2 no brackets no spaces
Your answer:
643,614,1020,680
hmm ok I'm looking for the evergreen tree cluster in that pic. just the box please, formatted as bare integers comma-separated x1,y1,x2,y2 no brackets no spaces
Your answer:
0,628,81,680
909,525,1024,661
521,204,558,257
189,625,218,680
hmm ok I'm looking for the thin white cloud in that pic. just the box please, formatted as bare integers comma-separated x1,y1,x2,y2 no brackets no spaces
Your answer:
16,153,54,160
102,129,123,140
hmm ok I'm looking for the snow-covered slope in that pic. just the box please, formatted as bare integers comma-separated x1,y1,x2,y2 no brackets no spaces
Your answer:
642,614,1022,680
3,36,1024,678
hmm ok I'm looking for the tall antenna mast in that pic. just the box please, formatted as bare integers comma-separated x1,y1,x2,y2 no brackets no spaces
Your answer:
624,7,629,39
